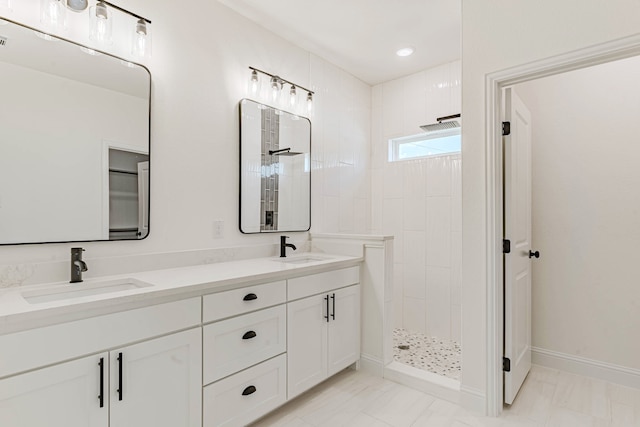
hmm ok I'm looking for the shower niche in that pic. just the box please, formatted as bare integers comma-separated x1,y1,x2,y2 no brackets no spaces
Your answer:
239,99,311,233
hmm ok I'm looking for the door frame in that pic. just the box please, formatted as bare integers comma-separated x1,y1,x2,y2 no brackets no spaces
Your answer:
484,33,640,416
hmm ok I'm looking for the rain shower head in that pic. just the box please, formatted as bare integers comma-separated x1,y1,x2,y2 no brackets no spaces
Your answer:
268,147,303,156
420,114,461,133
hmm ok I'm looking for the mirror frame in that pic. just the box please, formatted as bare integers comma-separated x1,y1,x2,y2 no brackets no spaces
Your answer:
238,98,311,234
0,18,152,246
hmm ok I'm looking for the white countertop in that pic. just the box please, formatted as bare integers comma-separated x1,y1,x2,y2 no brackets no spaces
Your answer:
0,253,362,335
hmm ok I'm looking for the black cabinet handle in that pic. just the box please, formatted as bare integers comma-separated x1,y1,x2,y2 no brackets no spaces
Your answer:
242,385,257,396
98,357,104,408
117,352,123,401
243,293,258,301
242,330,257,340
324,295,329,322
331,293,336,320
529,250,540,259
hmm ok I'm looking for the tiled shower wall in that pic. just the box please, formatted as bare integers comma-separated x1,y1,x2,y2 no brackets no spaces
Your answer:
260,108,280,231
371,61,462,342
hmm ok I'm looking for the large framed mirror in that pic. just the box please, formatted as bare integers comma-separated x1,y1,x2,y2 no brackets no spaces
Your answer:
0,19,151,245
239,99,311,233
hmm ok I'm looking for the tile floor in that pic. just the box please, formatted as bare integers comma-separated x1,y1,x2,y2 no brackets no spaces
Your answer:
393,328,461,380
250,365,640,426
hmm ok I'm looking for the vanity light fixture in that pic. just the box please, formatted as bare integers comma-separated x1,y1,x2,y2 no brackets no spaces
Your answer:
36,0,152,57
249,66,315,115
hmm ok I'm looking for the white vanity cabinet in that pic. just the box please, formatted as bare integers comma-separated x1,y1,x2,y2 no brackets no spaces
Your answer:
202,280,288,427
0,298,202,427
287,267,361,399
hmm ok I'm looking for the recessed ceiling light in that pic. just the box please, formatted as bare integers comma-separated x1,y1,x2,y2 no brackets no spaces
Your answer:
396,47,415,57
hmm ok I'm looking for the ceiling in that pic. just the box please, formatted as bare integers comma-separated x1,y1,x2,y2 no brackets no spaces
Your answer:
218,0,461,86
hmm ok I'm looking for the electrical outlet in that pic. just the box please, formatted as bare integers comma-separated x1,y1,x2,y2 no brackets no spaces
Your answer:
213,220,224,239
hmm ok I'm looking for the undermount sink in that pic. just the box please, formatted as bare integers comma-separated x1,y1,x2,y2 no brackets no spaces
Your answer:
21,278,153,305
276,255,332,264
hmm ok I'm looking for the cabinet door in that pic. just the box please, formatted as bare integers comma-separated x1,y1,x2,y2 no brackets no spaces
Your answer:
110,328,202,427
327,285,361,377
0,353,109,427
287,294,328,399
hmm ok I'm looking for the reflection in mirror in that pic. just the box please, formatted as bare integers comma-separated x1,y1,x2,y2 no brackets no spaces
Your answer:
240,99,311,233
0,19,150,245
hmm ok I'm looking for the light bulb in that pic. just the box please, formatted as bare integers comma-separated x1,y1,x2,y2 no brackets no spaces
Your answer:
131,19,150,58
249,70,259,96
40,0,66,30
306,92,313,113
289,85,297,107
90,1,112,44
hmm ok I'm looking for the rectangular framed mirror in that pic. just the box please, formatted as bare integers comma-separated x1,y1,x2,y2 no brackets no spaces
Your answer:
0,19,151,245
239,99,311,233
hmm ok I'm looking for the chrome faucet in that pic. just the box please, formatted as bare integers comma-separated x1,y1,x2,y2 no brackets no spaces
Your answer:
70,247,88,283
280,236,297,257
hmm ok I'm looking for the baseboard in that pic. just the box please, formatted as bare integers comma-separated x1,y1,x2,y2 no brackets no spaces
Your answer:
532,346,640,389
384,361,460,404
359,354,384,377
460,385,486,414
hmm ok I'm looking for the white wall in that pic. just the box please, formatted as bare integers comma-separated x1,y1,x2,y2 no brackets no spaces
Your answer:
462,0,640,406
515,55,640,371
0,61,147,243
0,0,370,271
371,62,462,342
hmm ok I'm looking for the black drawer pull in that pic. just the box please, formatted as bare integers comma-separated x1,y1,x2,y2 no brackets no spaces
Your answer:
117,352,123,401
242,330,257,340
331,293,336,320
242,385,257,396
243,293,258,301
98,357,104,408
324,295,329,322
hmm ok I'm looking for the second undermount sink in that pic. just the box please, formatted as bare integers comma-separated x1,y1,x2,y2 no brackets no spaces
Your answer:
276,255,332,264
21,278,153,305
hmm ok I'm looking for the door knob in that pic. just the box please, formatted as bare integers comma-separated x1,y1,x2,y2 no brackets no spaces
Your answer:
529,250,540,259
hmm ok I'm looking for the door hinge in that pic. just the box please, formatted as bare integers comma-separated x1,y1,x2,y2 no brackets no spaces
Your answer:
502,121,511,136
503,357,511,372
503,239,511,254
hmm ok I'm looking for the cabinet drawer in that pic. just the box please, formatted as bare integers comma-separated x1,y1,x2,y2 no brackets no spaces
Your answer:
203,305,286,385
287,266,359,301
203,280,286,323
0,297,201,379
203,354,286,427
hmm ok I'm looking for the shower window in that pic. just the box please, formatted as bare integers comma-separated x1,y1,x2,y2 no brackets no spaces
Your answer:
388,128,461,162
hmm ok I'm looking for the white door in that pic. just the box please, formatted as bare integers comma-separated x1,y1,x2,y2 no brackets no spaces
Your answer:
503,87,533,404
327,285,361,376
137,161,149,239
287,294,328,399
110,328,202,427
0,353,109,427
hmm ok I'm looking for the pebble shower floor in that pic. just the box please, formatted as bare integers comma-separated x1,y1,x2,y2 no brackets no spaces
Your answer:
392,328,461,380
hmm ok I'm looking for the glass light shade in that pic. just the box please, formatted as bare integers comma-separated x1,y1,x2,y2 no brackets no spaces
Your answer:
131,18,151,58
289,85,297,107
306,92,313,113
0,0,12,11
270,77,281,102
248,70,260,97
89,2,112,44
40,0,66,30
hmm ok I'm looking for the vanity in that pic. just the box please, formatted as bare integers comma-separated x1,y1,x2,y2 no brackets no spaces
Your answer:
0,254,362,427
